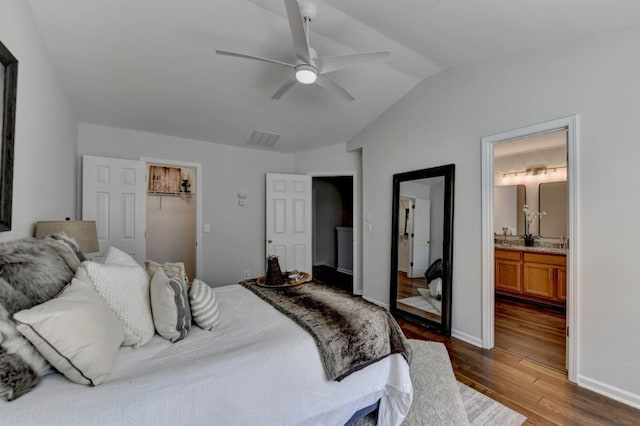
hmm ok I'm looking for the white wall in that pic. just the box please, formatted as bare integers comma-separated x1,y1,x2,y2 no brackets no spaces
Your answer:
0,0,77,242
293,142,363,293
348,25,640,402
78,123,293,285
429,180,444,265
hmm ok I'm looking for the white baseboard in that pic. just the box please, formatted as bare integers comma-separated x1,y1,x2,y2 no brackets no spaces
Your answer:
353,289,363,296
363,296,388,309
578,375,640,409
336,267,353,275
398,267,408,273
451,329,483,348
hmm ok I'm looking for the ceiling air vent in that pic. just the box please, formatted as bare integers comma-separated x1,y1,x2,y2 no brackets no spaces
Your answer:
247,130,280,147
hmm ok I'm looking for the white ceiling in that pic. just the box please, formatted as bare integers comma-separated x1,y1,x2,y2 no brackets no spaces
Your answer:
26,0,640,153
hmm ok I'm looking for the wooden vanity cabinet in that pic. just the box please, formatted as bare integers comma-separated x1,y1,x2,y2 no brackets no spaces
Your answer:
495,250,522,293
495,249,566,307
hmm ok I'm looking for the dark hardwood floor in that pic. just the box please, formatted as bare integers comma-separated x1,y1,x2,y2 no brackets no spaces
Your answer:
312,265,352,293
399,320,640,425
495,296,567,372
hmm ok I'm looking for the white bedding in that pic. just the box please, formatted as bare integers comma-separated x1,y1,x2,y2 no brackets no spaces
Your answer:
2,284,412,425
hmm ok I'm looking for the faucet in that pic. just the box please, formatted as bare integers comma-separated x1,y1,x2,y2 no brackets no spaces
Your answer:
560,235,568,249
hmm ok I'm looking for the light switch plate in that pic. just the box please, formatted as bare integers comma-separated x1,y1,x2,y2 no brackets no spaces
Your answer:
204,223,210,233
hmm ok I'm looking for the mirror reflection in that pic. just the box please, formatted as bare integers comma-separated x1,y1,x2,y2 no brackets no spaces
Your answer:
539,181,567,238
391,164,454,336
494,184,526,236
396,176,445,323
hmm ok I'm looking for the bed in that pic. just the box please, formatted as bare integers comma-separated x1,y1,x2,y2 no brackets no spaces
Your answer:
1,284,412,425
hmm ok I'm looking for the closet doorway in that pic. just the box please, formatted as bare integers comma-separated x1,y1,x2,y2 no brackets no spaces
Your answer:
311,174,354,293
142,158,202,280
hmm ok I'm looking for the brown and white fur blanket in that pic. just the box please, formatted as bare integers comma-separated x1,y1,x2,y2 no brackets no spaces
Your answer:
241,280,411,381
0,234,84,400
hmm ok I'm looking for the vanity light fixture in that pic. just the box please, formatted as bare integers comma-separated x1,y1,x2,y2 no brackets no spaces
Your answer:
501,165,566,185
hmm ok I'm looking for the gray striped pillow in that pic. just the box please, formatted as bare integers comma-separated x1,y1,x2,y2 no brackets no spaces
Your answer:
149,269,191,342
189,279,220,331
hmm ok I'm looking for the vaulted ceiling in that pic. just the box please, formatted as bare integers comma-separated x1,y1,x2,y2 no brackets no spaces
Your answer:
27,0,640,152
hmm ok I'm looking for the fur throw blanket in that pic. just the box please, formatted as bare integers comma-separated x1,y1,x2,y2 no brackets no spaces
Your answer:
241,280,411,381
0,234,84,400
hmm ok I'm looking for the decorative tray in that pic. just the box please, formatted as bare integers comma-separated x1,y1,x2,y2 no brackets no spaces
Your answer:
255,272,311,288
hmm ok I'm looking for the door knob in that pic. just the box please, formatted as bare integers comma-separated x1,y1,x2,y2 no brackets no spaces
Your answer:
267,239,272,244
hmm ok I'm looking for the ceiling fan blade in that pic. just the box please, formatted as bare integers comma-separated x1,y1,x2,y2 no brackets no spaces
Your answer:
272,78,297,100
284,0,310,62
315,75,355,102
317,51,391,74
216,49,295,68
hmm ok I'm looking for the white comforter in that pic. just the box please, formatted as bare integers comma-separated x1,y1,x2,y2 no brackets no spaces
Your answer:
2,284,412,425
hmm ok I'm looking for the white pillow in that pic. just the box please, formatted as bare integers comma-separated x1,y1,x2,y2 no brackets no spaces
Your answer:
429,277,442,298
104,246,140,266
189,279,220,331
13,279,124,386
150,268,191,342
145,260,189,287
76,257,154,348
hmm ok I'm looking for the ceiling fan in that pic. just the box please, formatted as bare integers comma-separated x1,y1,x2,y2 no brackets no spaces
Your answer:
216,0,391,101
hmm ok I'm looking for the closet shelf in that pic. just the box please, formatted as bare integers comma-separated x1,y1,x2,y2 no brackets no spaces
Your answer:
147,191,195,197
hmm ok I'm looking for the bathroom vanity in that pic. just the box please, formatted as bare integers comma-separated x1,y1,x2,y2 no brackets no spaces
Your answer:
495,245,567,307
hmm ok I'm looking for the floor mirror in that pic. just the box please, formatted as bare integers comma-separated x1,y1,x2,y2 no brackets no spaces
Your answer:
390,164,455,335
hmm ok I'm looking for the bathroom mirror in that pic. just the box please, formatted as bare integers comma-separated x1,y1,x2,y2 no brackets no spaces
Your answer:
493,185,526,236
390,164,454,336
539,181,567,238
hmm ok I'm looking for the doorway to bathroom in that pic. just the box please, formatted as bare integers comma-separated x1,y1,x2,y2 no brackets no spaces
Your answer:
481,116,578,381
311,175,354,293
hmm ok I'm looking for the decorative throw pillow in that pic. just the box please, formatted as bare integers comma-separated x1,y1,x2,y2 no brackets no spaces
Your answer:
104,246,139,267
75,257,154,348
189,279,220,331
0,235,84,401
14,279,124,386
150,269,191,342
145,260,189,287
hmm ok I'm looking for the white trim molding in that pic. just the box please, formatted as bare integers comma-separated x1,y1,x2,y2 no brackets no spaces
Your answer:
578,375,640,410
451,329,483,348
140,157,204,280
364,296,388,309
480,115,579,383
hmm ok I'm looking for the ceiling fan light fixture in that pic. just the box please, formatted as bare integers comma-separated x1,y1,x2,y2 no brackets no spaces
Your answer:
295,64,317,84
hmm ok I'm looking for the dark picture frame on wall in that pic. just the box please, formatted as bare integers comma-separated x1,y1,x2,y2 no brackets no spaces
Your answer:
0,40,18,232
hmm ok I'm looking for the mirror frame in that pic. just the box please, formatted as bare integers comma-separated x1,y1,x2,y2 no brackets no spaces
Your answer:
0,40,18,232
390,164,455,336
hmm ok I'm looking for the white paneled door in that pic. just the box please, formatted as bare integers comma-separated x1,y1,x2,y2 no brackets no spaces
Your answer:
82,155,146,263
266,174,312,275
409,198,431,278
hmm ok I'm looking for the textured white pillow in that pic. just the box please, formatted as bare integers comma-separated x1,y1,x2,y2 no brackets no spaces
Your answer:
189,279,220,331
104,246,140,266
76,257,154,348
150,268,191,342
13,279,124,386
145,260,189,287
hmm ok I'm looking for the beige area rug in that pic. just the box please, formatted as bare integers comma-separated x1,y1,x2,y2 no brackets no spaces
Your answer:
398,288,441,315
458,382,527,426
353,340,526,425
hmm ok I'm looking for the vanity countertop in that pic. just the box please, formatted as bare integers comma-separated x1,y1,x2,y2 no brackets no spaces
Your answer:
494,244,568,256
